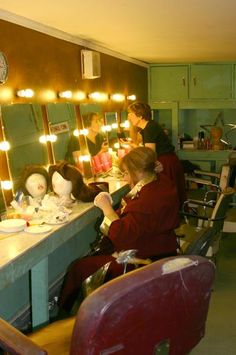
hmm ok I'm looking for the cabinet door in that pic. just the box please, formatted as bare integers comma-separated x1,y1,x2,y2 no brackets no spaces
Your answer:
190,64,232,99
149,65,188,101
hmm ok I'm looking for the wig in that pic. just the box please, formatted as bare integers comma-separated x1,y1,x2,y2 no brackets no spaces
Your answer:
16,165,49,197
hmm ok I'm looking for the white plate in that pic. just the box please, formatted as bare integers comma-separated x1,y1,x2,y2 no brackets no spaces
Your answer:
0,219,27,233
24,225,52,234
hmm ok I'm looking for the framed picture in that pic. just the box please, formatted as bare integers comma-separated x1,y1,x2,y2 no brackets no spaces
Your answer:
50,121,70,134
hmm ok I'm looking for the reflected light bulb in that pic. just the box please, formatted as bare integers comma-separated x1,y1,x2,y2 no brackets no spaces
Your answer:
0,141,10,151
1,180,13,190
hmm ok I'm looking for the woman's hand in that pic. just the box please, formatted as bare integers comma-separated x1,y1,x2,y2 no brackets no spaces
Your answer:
94,192,113,211
94,192,119,221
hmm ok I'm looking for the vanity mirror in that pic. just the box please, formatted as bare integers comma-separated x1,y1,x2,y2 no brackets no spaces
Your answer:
0,185,6,219
46,103,79,163
1,104,48,189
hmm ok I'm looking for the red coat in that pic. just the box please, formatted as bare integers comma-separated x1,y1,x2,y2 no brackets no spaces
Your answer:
109,173,179,258
59,174,179,312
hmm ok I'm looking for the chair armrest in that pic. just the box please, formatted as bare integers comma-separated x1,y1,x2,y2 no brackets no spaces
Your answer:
193,170,220,178
180,211,226,222
0,317,46,355
183,199,215,208
185,176,220,189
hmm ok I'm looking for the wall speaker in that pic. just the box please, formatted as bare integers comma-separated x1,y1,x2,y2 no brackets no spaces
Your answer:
81,50,101,79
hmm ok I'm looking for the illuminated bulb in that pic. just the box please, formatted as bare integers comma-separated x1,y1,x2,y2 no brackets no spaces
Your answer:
120,120,130,129
41,90,57,101
39,135,57,143
74,91,86,101
0,88,13,100
79,128,89,135
127,94,136,101
39,135,47,144
111,123,118,129
58,90,72,99
16,89,34,98
108,148,113,153
0,141,10,151
1,180,13,190
79,155,91,162
89,92,108,102
73,129,79,136
101,125,112,132
114,142,120,149
110,93,125,102
48,134,57,142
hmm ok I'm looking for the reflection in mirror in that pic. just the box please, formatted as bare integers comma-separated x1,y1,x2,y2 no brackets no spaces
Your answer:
2,104,48,190
104,112,118,148
0,184,6,219
47,103,79,163
80,104,107,157
80,104,112,175
152,109,172,141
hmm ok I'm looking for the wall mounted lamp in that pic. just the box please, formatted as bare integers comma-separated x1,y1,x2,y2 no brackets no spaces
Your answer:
127,94,136,101
39,135,57,144
88,92,108,102
58,90,73,99
110,93,125,102
0,141,10,151
16,89,34,98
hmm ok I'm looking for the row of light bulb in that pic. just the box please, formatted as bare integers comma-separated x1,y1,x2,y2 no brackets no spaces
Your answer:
0,119,130,150
15,89,136,102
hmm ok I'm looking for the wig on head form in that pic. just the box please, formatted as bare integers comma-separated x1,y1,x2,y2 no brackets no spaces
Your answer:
48,161,104,202
16,165,49,196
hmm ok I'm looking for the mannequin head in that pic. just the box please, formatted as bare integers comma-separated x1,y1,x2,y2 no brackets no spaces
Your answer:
25,173,48,198
48,161,107,202
51,171,72,197
17,165,49,198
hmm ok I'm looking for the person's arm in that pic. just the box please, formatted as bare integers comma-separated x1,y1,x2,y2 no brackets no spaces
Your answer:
94,192,119,222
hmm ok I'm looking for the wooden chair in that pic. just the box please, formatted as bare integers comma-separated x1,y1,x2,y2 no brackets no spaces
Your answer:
0,255,215,355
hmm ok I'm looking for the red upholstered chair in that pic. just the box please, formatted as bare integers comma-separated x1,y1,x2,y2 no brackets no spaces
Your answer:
0,255,215,355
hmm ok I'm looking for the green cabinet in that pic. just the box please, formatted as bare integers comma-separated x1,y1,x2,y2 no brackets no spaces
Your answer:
149,65,188,101
189,64,232,99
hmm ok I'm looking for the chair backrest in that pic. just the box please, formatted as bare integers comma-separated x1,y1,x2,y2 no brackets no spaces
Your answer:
70,256,215,355
210,188,234,229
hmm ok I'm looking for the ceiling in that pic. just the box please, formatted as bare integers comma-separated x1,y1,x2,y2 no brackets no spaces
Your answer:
1,0,236,64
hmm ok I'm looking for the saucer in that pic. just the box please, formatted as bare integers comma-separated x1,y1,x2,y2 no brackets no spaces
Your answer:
0,219,27,233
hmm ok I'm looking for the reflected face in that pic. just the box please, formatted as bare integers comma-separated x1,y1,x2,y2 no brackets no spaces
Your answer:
90,115,103,133
52,171,72,197
25,173,47,198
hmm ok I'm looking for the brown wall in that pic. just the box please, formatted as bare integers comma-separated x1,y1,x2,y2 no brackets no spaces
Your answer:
0,19,148,109
0,19,148,204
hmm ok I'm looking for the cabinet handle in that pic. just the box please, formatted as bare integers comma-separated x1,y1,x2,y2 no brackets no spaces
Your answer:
193,77,197,86
182,77,186,86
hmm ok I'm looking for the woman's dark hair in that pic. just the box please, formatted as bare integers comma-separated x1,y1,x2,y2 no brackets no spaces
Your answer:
128,102,152,121
119,147,157,183
48,161,102,202
82,112,99,128
16,165,49,196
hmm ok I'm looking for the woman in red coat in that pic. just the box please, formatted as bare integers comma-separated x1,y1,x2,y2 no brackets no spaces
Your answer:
58,147,179,314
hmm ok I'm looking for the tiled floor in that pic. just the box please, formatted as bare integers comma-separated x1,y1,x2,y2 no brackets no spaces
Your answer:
191,232,236,354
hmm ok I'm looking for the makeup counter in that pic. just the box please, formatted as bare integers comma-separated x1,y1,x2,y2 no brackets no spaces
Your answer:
0,177,129,328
